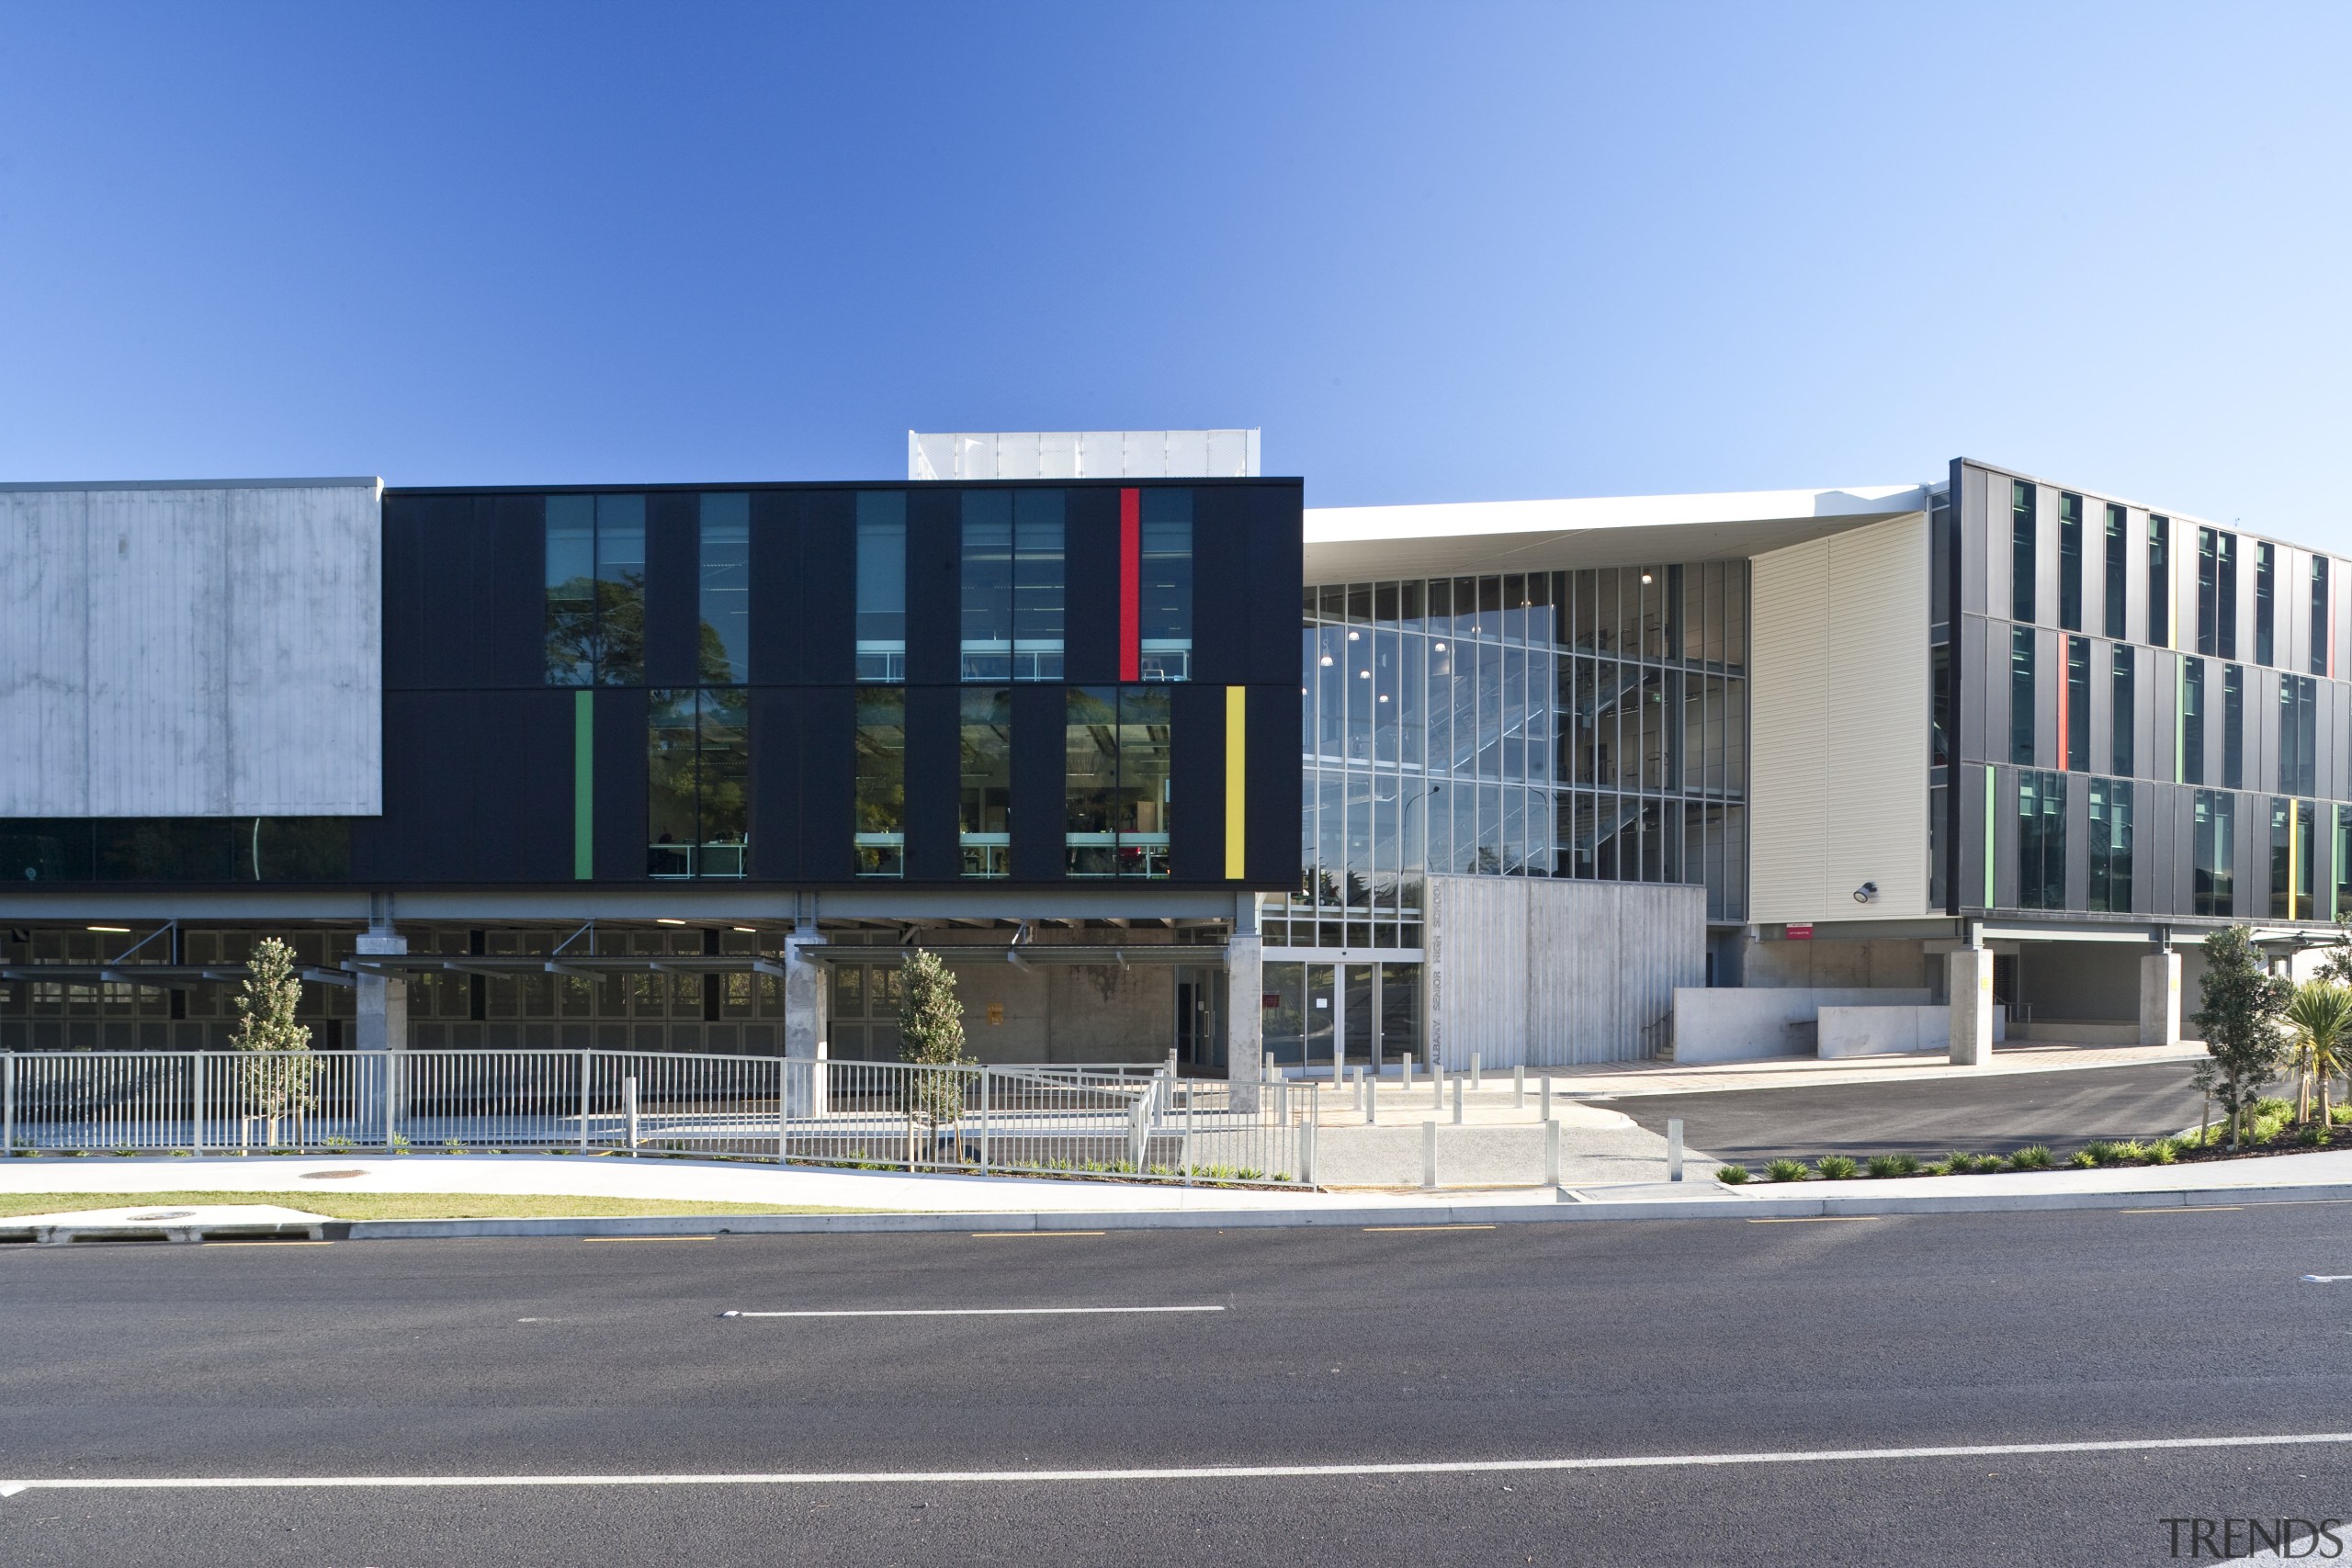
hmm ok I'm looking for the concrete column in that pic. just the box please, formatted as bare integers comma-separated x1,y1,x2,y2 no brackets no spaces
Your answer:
2140,950,2182,1047
1225,894,1264,1082
783,920,827,1118
356,928,407,1144
1948,947,1994,1066
355,929,407,1054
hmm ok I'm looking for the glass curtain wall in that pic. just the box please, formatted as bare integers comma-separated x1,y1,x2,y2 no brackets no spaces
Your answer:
1278,563,1750,953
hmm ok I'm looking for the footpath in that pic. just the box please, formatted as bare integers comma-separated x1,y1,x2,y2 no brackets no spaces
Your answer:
3,1138,2348,1242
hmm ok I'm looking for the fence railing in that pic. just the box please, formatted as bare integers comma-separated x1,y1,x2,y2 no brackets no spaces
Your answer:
0,1050,1310,1186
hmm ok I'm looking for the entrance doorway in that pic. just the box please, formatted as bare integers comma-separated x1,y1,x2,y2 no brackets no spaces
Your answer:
1174,965,1227,1073
828,962,903,1062
1263,961,1423,1076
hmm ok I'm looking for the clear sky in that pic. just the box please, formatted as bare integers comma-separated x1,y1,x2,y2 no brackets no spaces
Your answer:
1,2,2346,543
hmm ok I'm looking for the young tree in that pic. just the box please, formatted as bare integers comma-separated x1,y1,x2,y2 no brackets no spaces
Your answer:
232,936,314,1143
896,948,970,1140
2286,980,2352,1128
2190,926,2292,1149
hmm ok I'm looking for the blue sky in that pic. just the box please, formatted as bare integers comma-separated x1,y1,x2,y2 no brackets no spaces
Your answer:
1,2,2346,542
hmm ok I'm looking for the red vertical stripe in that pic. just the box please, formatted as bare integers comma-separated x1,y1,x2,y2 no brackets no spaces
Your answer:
1119,488,1141,681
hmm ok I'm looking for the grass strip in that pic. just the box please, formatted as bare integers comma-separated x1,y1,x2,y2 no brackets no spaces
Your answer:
0,1191,875,1222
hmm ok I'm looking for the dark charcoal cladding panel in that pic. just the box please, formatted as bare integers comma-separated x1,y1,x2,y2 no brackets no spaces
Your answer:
747,687,802,881
901,684,961,882
334,479,1302,890
1169,681,1227,883
1245,680,1300,886
906,487,960,686
1009,682,1065,883
592,686,650,882
644,491,700,687
1063,485,1121,685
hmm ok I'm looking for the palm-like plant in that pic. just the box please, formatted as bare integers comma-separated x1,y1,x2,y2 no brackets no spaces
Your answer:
2285,980,2352,1127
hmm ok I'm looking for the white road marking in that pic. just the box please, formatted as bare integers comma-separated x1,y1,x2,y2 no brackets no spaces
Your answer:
6,1431,2351,1496
719,1306,1226,1319
2303,1275,2352,1283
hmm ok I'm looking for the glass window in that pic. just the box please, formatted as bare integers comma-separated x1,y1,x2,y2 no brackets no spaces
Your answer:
2110,646,2134,777
1064,686,1170,877
697,493,751,683
2057,492,2082,631
959,491,1013,682
544,493,645,685
2064,636,2089,772
2008,626,2034,766
2255,541,2276,666
2280,674,2318,797
855,492,907,682
2103,503,2127,641
1138,489,1193,681
646,687,748,878
2315,557,2333,678
2017,769,2064,910
1013,490,1065,680
592,495,644,686
2222,664,2244,790
2147,515,2171,647
2180,658,2205,785
2010,480,2036,624
2194,789,2234,916
854,689,905,874
2272,798,2294,919
959,688,1012,877
2088,778,2132,914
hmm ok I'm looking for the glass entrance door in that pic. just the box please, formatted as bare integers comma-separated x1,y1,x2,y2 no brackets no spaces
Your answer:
1305,964,1337,1074
1342,964,1374,1066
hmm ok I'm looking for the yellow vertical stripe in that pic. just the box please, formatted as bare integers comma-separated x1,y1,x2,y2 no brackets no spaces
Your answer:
1224,686,1246,880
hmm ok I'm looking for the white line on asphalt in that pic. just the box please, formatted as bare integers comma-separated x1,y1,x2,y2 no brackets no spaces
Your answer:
7,1431,2352,1496
2303,1275,2352,1283
719,1306,1227,1319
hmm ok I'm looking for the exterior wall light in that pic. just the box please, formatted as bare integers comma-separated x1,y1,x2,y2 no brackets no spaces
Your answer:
1851,882,1878,904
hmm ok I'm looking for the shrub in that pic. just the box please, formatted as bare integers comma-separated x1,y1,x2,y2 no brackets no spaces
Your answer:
1765,1158,1808,1182
2334,1103,2352,1127
2008,1145,2054,1169
1815,1155,1859,1180
1716,1165,1751,1184
112,1146,137,1158
2146,1138,2180,1165
2300,1122,2333,1146
2079,1140,2121,1166
2255,1096,2295,1119
1864,1155,1917,1179
2111,1140,2151,1163
167,1147,192,1158
2067,1149,2099,1168
442,1139,467,1155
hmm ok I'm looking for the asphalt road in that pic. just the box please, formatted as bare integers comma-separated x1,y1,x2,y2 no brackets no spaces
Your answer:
5,1206,2351,1566
1607,1060,2211,1166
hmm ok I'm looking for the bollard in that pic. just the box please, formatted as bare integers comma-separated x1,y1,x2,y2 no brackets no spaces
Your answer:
1300,1119,1318,1186
1471,1053,1482,1090
1422,1119,1437,1190
1433,1066,1445,1109
1402,1054,1414,1090
1668,1117,1684,1182
1451,1076,1464,1124
624,1076,640,1155
1365,1071,1378,1125
1545,1118,1561,1187
1541,1077,1553,1124
1514,1065,1525,1109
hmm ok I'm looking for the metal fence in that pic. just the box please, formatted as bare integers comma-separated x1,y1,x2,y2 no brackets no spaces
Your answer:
0,1050,1311,1185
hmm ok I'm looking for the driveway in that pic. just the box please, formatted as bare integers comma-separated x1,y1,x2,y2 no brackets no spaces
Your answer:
1602,1060,2211,1166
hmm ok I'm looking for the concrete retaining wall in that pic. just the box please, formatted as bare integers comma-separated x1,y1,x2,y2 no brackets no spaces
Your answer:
1816,1005,1950,1057
1670,986,1934,1064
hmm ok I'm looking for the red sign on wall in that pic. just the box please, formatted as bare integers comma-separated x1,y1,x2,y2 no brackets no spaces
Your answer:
1785,923,1815,940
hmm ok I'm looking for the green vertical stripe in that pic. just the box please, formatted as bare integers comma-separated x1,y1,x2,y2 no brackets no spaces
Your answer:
573,690,594,880
1983,764,1996,909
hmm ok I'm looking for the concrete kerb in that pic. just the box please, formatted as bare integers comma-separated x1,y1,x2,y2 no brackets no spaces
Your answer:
311,1179,2352,1242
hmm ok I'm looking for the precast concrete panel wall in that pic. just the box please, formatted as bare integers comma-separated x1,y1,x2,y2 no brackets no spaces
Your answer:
1426,874,1702,1067
1749,513,1931,924
0,480,382,818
